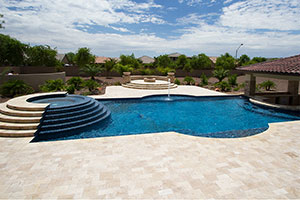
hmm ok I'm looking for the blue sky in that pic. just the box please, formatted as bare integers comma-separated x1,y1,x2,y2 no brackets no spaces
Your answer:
0,0,300,58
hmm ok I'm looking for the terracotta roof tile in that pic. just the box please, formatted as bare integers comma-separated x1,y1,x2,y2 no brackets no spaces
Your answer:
95,56,110,64
238,54,300,75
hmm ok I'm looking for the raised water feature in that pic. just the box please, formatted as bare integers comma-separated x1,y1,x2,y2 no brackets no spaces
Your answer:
29,94,110,140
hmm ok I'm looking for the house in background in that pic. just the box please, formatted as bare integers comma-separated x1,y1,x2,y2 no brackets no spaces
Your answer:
138,56,155,64
95,56,111,64
209,56,218,68
168,52,183,61
56,54,70,66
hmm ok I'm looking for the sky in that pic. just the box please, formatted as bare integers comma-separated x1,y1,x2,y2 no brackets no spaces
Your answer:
0,0,300,58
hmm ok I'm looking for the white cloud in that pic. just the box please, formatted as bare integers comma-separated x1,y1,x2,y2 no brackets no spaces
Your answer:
220,0,300,31
177,13,218,25
223,0,233,4
0,0,299,58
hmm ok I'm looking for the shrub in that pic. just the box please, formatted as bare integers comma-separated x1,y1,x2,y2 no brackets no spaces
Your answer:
83,79,99,92
174,78,180,85
66,84,75,94
0,79,34,97
183,76,195,85
228,74,238,86
233,83,245,91
214,81,231,92
114,81,121,86
259,80,276,91
40,79,65,92
200,73,208,86
112,63,133,75
213,68,229,82
67,77,84,90
55,65,64,72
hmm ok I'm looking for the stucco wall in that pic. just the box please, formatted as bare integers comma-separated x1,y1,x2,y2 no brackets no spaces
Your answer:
1,72,66,90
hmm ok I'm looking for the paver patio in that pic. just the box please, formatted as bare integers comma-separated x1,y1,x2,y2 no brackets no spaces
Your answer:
0,86,299,199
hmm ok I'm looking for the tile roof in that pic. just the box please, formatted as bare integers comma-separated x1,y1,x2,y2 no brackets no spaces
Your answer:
55,54,66,62
168,52,183,57
238,54,300,75
138,56,154,64
209,56,218,64
95,56,110,64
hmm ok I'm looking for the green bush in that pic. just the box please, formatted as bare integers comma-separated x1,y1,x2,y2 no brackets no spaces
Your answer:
214,81,231,92
83,79,99,92
228,74,238,86
200,73,208,86
259,80,276,91
66,85,75,94
174,78,180,85
67,77,84,90
233,83,245,92
114,81,121,86
156,67,175,75
0,79,34,97
213,68,229,82
40,79,65,92
183,76,195,85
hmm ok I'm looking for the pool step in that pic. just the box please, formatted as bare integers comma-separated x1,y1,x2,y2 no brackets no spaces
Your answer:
122,82,177,90
36,97,111,138
0,129,36,137
0,121,39,130
0,113,41,123
0,92,64,137
0,101,45,137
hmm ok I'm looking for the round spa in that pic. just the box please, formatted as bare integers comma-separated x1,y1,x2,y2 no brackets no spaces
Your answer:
28,94,111,140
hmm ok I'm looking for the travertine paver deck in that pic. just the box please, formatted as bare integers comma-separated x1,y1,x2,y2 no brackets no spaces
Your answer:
0,86,299,199
90,85,227,99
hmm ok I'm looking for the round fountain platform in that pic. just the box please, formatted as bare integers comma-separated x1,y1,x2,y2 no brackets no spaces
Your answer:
122,80,177,90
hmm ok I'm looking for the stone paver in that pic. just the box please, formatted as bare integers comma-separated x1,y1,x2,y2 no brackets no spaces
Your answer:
0,86,299,199
0,121,299,199
90,85,227,99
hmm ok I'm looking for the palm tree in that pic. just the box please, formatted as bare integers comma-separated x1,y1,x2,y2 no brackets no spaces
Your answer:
213,68,229,82
80,64,103,80
104,58,117,78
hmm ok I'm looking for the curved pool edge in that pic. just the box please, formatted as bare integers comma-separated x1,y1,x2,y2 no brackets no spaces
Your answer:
250,98,300,111
7,92,67,111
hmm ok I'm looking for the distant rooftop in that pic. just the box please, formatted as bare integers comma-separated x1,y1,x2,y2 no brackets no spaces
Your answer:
138,56,154,64
95,56,110,64
238,54,300,76
168,52,183,58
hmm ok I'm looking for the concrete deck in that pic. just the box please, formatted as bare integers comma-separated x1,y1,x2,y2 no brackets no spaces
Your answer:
1,86,300,199
91,85,227,99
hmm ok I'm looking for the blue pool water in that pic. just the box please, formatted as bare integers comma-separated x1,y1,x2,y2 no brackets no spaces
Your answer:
35,95,300,142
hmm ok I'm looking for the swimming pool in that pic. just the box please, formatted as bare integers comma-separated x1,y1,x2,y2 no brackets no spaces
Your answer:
33,95,300,142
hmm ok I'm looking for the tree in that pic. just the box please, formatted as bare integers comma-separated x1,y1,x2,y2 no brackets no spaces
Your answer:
176,55,188,69
216,53,235,70
190,53,212,69
0,34,27,66
104,58,117,77
80,64,103,80
26,45,59,66
119,54,140,69
112,63,133,75
213,68,229,82
0,14,4,29
74,47,95,68
243,56,268,66
238,54,250,66
66,52,75,65
259,80,276,91
155,55,173,68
